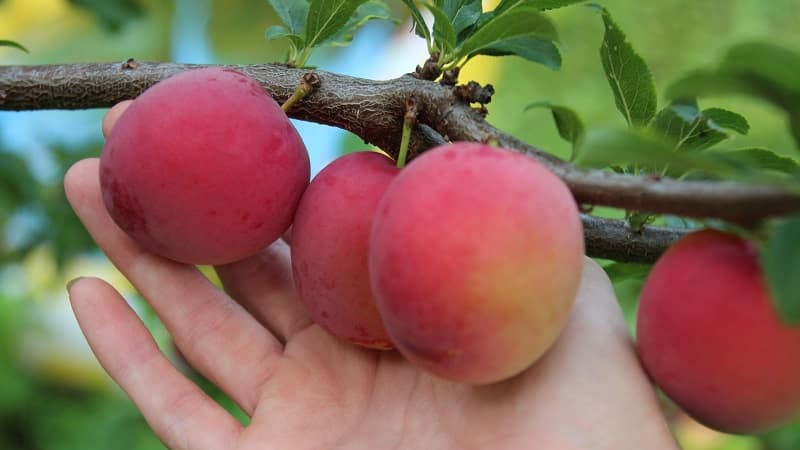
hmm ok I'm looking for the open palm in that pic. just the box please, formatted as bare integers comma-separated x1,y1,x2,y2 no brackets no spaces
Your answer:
64,104,677,450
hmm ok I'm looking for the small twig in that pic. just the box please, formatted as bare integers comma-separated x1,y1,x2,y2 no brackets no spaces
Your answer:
281,72,320,113
121,58,139,70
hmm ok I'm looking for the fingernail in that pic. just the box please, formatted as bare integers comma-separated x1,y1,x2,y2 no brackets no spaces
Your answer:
66,277,84,292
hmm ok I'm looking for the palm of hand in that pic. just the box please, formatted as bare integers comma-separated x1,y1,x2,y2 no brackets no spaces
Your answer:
65,155,676,450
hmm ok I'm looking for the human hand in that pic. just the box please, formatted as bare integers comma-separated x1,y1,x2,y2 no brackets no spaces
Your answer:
65,102,679,450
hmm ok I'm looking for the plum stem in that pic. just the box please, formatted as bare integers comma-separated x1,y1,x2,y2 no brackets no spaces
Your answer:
397,97,418,169
281,72,320,113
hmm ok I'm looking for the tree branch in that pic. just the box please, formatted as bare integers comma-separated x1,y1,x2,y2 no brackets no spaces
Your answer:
0,61,794,262
580,215,688,263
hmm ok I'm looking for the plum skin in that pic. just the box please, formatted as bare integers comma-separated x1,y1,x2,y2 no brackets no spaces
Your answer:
100,68,309,265
637,230,800,434
291,151,398,349
369,142,585,384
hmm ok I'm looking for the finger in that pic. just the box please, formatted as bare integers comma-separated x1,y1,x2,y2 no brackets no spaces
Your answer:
65,158,281,414
532,258,676,445
102,100,134,138
214,239,313,343
573,258,630,328
68,277,242,450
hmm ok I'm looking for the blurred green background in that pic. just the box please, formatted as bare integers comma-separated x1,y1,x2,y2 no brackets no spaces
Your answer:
1,0,799,449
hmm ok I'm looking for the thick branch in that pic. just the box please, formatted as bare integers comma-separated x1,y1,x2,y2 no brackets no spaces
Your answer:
0,61,795,262
580,215,688,263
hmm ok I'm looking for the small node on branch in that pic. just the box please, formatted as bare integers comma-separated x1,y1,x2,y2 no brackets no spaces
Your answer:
440,67,460,86
281,72,320,113
453,81,495,106
483,135,500,147
404,97,418,123
302,72,321,91
413,55,442,81
121,58,139,70
472,105,489,118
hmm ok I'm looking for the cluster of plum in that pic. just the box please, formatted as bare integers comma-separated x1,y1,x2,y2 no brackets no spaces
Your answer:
99,68,800,433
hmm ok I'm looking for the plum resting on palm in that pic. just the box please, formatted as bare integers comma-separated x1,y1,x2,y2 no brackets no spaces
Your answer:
369,142,585,384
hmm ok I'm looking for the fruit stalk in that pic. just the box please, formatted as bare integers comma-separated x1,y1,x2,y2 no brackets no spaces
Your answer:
281,72,321,113
396,98,417,169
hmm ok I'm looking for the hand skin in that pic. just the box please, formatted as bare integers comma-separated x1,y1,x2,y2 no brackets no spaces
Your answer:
64,102,680,450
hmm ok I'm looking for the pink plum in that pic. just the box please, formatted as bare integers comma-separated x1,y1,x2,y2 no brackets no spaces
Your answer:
369,142,584,384
100,68,309,264
292,151,398,349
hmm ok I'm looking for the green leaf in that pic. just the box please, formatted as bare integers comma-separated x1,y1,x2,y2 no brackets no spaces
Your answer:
761,214,800,324
525,102,584,157
401,0,432,45
265,25,304,62
469,36,561,70
493,0,524,14
651,100,700,143
305,0,370,49
265,25,304,47
707,148,800,176
792,116,800,151
457,6,558,62
602,262,651,283
595,6,657,127
437,0,482,36
703,108,749,135
573,127,732,176
721,42,800,96
426,2,457,54
666,70,755,99
466,0,581,41
0,40,28,53
665,42,800,150
527,0,585,10
495,0,583,15
322,1,397,47
267,0,310,35
651,100,729,152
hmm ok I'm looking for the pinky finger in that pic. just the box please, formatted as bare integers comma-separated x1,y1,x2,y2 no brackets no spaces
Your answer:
68,277,242,450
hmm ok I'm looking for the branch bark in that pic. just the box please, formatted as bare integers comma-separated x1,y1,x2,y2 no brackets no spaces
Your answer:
0,61,794,262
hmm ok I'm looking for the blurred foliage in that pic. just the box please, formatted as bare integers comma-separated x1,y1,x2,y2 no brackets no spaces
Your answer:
0,145,97,267
0,1,799,449
67,0,143,31
490,1,800,162
210,0,283,63
0,292,163,450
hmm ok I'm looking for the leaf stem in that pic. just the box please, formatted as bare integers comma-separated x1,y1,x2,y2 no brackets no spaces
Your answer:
281,72,320,113
397,97,418,168
0,40,28,53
